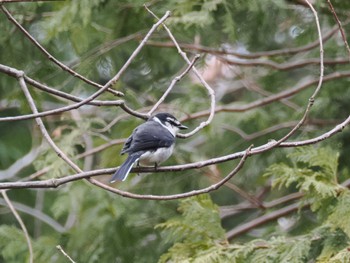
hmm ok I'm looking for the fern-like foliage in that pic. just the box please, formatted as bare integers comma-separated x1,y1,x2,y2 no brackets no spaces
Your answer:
157,194,227,262
169,0,225,28
156,194,350,263
158,147,350,262
34,126,84,179
0,225,29,262
327,192,350,237
264,146,344,212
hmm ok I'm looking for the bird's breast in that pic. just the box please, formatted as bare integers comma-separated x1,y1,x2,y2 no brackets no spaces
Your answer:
139,145,175,165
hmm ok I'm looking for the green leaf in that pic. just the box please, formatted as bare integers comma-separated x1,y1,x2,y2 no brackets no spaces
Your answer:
157,194,226,262
264,146,342,212
0,225,29,262
327,192,350,236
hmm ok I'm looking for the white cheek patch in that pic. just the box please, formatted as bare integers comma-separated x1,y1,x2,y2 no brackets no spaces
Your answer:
153,117,177,137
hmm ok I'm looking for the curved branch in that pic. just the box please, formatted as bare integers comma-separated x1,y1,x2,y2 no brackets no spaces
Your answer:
89,146,251,200
145,21,342,59
0,114,349,191
0,197,66,232
220,57,348,71
1,190,33,263
0,5,123,97
145,6,216,138
182,69,350,121
226,202,302,240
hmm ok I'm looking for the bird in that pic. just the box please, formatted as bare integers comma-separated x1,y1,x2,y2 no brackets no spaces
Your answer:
110,112,188,182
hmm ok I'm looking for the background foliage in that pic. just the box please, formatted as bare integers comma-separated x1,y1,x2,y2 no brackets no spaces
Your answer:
0,0,350,262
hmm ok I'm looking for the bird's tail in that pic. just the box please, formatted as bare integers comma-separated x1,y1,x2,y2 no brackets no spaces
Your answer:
110,153,142,182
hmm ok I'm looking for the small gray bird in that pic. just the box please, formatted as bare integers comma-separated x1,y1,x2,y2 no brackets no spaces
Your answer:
110,113,188,182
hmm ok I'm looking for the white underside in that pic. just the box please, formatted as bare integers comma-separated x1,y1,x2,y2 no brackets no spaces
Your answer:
139,144,175,166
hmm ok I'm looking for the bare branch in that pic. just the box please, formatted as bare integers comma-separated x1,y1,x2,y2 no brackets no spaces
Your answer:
148,54,200,115
255,0,324,151
225,176,350,239
0,5,123,97
207,173,264,208
19,75,81,171
67,31,145,69
0,197,66,232
183,69,350,122
280,115,350,147
0,113,348,192
220,57,348,71
56,245,76,263
145,6,216,138
0,9,174,123
222,119,333,141
1,190,33,263
145,21,344,59
89,146,252,200
327,0,350,60
75,138,126,159
226,202,302,240
0,144,41,180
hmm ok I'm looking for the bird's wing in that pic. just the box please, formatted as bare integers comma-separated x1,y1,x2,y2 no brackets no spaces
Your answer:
121,122,175,154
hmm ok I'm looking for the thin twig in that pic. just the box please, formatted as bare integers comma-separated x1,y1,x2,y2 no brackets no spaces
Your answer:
0,10,172,123
220,192,303,219
181,70,350,121
75,138,126,159
231,66,300,111
2,64,349,123
12,11,235,201
0,64,122,108
220,56,348,71
226,175,350,239
89,145,252,200
0,114,349,191
0,66,124,122
222,120,328,141
1,190,33,263
0,197,65,232
255,0,324,151
67,31,145,68
207,172,264,208
56,245,76,263
145,21,342,59
0,5,123,97
148,54,200,115
145,6,216,138
327,0,350,60
19,76,82,172
7,72,252,202
226,202,302,240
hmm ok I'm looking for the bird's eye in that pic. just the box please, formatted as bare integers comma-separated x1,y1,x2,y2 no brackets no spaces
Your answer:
166,117,180,127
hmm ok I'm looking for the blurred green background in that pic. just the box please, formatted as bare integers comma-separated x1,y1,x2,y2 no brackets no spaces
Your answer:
0,0,350,262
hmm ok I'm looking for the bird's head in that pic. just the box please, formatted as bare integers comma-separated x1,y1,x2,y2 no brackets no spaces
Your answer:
151,112,188,136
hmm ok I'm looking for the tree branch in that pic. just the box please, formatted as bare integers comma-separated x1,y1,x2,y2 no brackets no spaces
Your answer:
0,5,123,97
145,6,216,138
145,21,343,59
1,190,33,263
327,0,350,60
0,197,66,232
148,54,200,115
0,114,348,192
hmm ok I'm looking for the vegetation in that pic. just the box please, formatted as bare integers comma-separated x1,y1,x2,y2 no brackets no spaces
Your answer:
0,0,350,262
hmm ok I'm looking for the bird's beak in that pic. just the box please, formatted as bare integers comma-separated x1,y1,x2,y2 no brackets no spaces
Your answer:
178,124,188,130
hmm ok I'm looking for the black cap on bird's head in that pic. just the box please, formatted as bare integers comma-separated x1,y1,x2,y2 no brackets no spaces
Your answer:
151,112,188,130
